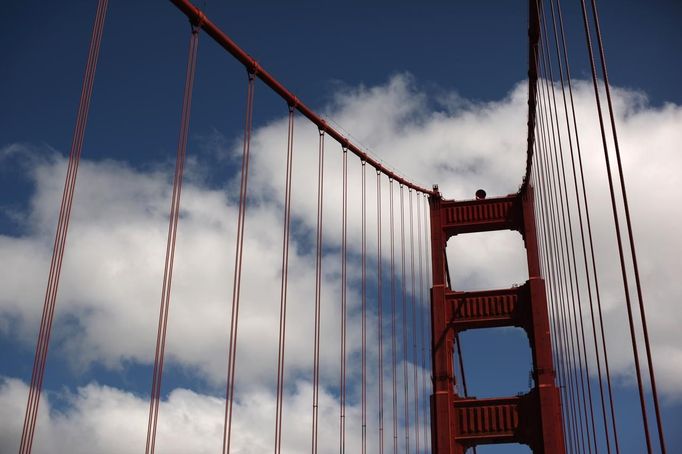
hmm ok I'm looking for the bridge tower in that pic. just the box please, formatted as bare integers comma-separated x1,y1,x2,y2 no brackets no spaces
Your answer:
428,186,565,453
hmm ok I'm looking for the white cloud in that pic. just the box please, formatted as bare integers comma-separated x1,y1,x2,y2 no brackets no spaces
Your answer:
1,357,431,453
1,74,681,452
528,81,682,400
0,375,417,454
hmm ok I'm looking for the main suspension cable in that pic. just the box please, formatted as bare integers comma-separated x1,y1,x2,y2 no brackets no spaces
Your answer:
169,0,433,195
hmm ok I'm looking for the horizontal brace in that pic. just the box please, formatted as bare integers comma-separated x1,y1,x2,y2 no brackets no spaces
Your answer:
446,284,530,331
439,194,523,237
452,391,539,449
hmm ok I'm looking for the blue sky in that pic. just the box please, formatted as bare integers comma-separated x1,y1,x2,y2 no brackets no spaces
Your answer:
1,1,681,453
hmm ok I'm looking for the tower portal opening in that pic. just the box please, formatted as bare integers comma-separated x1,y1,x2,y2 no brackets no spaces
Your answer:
445,230,528,291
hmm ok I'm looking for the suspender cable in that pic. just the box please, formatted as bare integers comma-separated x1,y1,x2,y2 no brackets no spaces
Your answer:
540,76,586,454
274,105,296,454
545,88,591,453
579,1,659,451
399,186,411,454
541,69,589,454
533,127,572,452
537,41,586,451
538,119,578,454
548,0,616,450
533,147,573,452
389,180,398,454
408,191,421,454
311,130,325,454
532,138,575,451
361,161,368,454
376,172,385,454
534,153,572,452
421,194,433,453
555,0,621,449
19,1,108,452
145,21,199,454
416,195,429,452
538,4,598,449
536,80,581,452
589,0,667,451
531,43,573,449
339,146,348,454
223,70,256,454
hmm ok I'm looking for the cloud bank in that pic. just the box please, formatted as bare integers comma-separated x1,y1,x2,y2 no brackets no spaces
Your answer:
1,74,680,452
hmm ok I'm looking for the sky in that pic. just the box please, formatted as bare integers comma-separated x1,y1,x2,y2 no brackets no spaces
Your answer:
1,1,681,453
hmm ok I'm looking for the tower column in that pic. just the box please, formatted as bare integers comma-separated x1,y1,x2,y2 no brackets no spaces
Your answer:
428,188,565,453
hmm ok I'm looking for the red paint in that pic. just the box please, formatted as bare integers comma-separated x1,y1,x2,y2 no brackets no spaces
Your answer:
428,187,565,453
169,0,434,196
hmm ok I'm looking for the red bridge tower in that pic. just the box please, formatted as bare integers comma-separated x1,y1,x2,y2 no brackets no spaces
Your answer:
428,187,565,453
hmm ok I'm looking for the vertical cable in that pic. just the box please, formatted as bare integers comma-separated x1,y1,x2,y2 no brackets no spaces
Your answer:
416,195,429,452
536,73,581,452
19,2,109,452
223,70,256,454
399,185,411,454
538,38,584,451
144,21,199,454
555,0,621,449
531,42,573,449
311,130,325,454
376,172,385,454
589,0,667,451
540,33,590,454
408,190,421,453
389,179,398,454
531,136,560,393
541,78,584,453
274,106,296,454
361,161,368,454
422,194,433,453
538,2,598,448
339,146,348,454
579,0,657,451
533,118,573,452
549,0,616,450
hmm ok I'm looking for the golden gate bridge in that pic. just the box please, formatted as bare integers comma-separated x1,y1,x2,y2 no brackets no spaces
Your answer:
15,0,668,453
